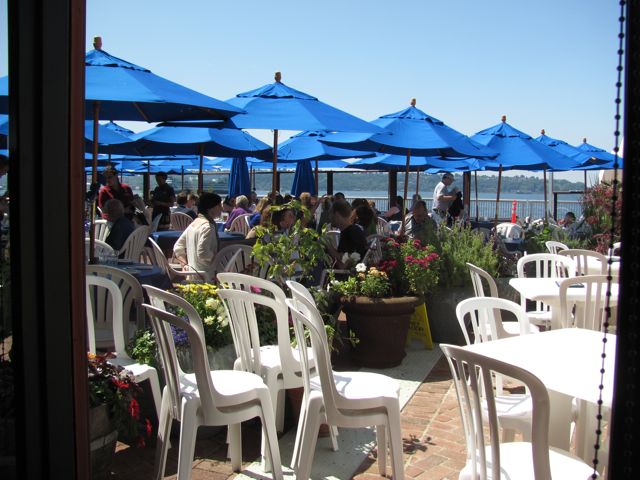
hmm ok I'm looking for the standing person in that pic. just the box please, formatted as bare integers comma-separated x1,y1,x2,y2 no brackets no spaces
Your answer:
98,167,135,220
432,172,458,225
151,172,175,230
173,192,222,275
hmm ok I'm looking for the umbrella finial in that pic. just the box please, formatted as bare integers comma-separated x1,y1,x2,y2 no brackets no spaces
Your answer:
501,115,507,123
583,137,587,143
410,98,416,106
274,71,282,83
541,129,545,135
93,36,102,50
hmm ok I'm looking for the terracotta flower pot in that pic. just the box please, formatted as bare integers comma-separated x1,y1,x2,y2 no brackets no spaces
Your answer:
342,296,422,368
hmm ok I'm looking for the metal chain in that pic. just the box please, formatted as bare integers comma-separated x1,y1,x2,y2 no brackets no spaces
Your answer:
591,1,626,476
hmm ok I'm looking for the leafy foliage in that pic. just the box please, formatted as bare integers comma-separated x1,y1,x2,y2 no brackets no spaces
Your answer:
437,225,498,288
126,329,157,368
581,181,622,253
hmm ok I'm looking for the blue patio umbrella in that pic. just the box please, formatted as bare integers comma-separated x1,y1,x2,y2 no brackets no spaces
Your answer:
349,154,482,172
323,99,496,230
126,124,271,193
575,138,621,164
290,160,316,197
224,72,384,193
84,120,141,155
228,158,252,198
534,130,594,167
0,115,7,149
471,116,577,221
277,130,374,193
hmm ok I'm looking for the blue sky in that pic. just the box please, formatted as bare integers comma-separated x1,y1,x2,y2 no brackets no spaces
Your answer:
0,0,623,181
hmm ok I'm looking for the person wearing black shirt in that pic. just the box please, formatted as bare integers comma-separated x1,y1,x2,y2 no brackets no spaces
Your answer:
151,172,175,230
327,199,367,267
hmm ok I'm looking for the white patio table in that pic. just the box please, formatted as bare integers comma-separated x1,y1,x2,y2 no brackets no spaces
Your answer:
509,276,619,329
462,328,615,461
585,255,621,275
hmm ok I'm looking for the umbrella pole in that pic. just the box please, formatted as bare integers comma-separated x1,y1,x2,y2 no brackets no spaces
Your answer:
543,169,548,223
181,166,184,191
494,165,502,224
89,100,101,263
198,145,204,194
584,170,587,194
315,158,319,196
400,149,411,235
474,171,479,222
415,170,420,195
272,129,279,196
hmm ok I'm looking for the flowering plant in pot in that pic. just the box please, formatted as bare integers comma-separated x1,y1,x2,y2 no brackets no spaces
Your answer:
87,353,152,446
329,237,440,368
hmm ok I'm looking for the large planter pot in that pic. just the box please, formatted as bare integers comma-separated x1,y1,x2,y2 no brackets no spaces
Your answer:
342,296,422,369
425,285,476,345
89,404,118,480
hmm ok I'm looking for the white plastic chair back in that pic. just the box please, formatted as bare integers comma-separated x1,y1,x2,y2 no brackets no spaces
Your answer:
86,265,145,345
120,225,151,262
146,237,208,283
559,248,607,275
210,244,252,279
558,274,612,330
608,241,621,257
93,219,109,241
221,245,255,275
376,216,391,235
228,214,251,235
85,238,114,261
442,344,552,480
545,240,568,255
85,275,124,355
149,213,162,233
456,296,531,345
217,273,298,380
325,230,340,249
362,236,383,266
170,211,193,230
496,222,523,239
143,206,153,225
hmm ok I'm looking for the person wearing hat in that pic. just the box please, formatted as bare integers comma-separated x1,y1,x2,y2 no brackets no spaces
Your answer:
151,171,175,230
173,192,222,277
98,167,135,219
432,172,459,225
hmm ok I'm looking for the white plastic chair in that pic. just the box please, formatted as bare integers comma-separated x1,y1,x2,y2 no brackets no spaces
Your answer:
218,245,255,276
441,344,594,480
216,273,298,434
210,244,252,279
149,214,162,233
558,274,613,331
496,222,523,239
86,265,145,346
142,286,283,480
286,293,404,480
120,225,151,262
85,238,115,262
170,211,193,230
85,275,161,422
227,214,251,236
145,237,208,284
545,240,568,255
608,241,621,257
467,262,539,335
559,248,607,275
376,216,391,235
93,219,110,241
362,235,383,266
516,253,575,328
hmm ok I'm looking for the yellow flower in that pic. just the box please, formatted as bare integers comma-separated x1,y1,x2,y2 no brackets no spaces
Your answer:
204,316,215,326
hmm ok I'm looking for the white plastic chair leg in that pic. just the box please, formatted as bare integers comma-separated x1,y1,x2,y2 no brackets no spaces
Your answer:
177,400,199,480
295,397,323,480
387,406,405,480
290,391,308,469
258,391,284,480
329,424,339,451
147,368,163,422
276,388,285,433
375,423,387,476
153,393,172,480
228,422,242,472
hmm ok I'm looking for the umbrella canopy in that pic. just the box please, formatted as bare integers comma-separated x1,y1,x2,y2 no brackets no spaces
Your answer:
224,72,384,193
471,117,575,171
349,153,482,172
322,99,495,158
290,160,317,196
0,114,7,149
575,138,620,163
534,130,594,167
278,130,375,161
84,120,140,155
228,158,251,198
126,125,272,159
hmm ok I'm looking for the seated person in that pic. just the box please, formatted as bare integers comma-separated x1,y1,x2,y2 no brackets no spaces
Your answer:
248,197,270,228
224,194,252,230
271,206,296,234
406,200,439,248
173,193,223,274
382,195,405,222
171,191,197,219
326,200,367,268
353,204,377,236
561,211,591,240
103,198,135,252
246,205,272,239
447,191,464,226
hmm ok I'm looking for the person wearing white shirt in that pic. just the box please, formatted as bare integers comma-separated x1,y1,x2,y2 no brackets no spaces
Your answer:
432,173,458,225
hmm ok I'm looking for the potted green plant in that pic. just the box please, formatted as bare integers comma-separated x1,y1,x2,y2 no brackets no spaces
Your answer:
329,237,439,368
426,225,500,344
87,353,152,479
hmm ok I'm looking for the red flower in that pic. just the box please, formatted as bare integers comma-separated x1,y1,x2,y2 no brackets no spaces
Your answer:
129,398,140,420
112,379,130,390
145,418,153,437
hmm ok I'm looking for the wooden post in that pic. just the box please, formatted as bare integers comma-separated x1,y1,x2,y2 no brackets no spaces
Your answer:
475,171,479,221
400,149,411,234
88,101,100,263
494,165,503,224
198,144,204,194
272,129,279,195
